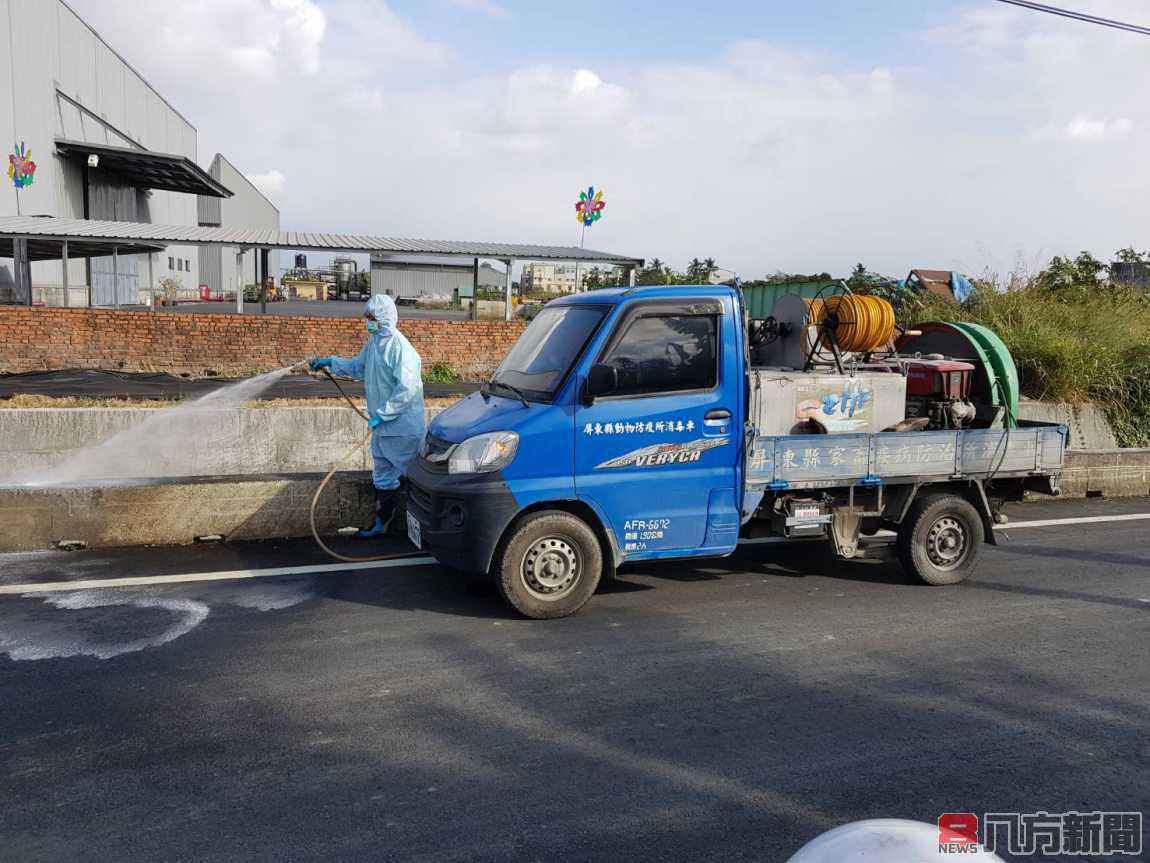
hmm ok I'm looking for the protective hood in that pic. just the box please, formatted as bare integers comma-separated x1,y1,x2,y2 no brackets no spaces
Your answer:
365,294,398,337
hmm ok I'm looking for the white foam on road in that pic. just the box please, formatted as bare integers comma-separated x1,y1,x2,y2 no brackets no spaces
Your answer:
1,511,1147,596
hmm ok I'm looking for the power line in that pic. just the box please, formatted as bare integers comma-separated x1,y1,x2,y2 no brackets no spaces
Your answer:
992,0,1150,36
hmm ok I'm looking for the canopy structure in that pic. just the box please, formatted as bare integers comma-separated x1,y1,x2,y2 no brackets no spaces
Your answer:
55,140,233,198
0,216,642,264
0,215,643,320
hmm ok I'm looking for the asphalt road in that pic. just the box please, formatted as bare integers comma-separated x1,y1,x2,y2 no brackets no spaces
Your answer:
1,497,1148,862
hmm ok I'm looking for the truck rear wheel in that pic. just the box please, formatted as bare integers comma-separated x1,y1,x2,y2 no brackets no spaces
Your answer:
495,511,603,619
896,493,983,586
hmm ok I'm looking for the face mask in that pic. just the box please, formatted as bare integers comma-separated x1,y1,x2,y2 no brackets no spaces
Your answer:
365,320,380,335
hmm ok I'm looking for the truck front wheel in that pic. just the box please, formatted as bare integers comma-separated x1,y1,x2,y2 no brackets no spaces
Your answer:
896,493,983,586
495,511,603,619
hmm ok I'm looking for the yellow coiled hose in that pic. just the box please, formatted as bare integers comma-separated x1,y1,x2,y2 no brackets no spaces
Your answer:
810,294,896,353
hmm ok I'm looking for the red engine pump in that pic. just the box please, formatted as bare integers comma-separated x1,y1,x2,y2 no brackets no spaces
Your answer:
903,356,978,429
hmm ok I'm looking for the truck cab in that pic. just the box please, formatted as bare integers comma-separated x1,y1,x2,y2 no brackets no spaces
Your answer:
405,286,747,618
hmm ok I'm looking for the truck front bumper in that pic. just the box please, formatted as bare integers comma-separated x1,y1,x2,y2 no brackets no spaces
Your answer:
404,457,520,574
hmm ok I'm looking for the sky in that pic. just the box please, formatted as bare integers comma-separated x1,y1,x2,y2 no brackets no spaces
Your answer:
68,0,1150,280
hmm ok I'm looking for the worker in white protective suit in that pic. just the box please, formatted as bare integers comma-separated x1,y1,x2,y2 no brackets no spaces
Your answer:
310,294,425,538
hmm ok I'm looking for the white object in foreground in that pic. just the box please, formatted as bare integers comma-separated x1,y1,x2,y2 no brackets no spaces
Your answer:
786,819,1004,862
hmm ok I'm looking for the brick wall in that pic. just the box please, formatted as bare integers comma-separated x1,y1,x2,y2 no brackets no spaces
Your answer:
0,307,527,377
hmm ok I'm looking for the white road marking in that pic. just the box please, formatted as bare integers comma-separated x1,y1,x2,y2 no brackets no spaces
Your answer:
739,511,1150,545
0,556,437,595
1,512,1147,596
1001,512,1150,529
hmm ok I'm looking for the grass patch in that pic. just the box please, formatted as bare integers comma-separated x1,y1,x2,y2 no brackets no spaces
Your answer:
424,361,461,384
903,284,1150,447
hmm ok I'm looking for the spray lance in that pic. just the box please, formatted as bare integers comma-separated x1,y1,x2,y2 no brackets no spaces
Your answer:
294,358,424,565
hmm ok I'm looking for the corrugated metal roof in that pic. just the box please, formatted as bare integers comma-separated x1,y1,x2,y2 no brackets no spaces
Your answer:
55,140,233,198
0,216,643,265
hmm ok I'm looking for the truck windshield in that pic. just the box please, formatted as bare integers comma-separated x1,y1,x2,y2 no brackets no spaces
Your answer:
489,305,605,402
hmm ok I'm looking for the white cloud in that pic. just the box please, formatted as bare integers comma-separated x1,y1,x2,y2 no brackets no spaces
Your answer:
451,0,510,18
69,0,328,83
1060,114,1133,142
343,88,385,113
571,69,602,93
248,170,286,196
60,1,1150,279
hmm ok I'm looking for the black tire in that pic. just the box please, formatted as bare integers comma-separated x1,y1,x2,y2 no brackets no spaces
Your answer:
494,511,603,619
896,493,983,586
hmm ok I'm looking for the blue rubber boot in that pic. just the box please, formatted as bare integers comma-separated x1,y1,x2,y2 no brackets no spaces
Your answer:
357,489,395,539
357,515,386,539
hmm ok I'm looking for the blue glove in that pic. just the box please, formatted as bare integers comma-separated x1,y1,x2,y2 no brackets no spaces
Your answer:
368,415,383,430
309,357,332,371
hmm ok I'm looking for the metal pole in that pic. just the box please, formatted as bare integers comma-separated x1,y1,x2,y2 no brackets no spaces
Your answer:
575,222,586,294
61,240,69,307
504,258,513,322
14,238,30,306
236,250,244,314
470,257,479,320
259,247,268,314
112,246,119,308
148,252,155,311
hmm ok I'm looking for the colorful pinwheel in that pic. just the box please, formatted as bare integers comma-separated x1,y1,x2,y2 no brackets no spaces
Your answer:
8,142,36,190
575,186,605,227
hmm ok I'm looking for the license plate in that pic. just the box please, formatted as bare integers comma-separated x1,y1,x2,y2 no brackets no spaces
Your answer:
406,511,422,548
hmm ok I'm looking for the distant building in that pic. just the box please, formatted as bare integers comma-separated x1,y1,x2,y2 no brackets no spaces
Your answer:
370,255,506,300
521,262,624,294
197,154,280,301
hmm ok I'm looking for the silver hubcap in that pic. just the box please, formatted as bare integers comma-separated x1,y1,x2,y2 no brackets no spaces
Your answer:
927,516,967,570
522,536,581,601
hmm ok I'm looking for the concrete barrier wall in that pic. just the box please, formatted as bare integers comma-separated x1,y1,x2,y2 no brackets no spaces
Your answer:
0,473,375,552
0,404,1146,552
1016,401,1117,449
1059,449,1150,498
0,406,450,481
0,403,1125,484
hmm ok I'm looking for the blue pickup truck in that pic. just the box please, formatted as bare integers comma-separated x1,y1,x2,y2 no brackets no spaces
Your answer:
404,285,1065,619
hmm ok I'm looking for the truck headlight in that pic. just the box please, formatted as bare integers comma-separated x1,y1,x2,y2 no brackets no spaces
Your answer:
448,431,519,475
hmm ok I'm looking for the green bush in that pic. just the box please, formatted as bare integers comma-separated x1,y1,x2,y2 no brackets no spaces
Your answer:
424,361,461,384
904,282,1150,447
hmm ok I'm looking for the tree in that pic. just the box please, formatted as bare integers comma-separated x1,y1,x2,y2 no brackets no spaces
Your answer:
1114,247,1148,264
583,267,603,290
1034,252,1109,296
636,257,672,286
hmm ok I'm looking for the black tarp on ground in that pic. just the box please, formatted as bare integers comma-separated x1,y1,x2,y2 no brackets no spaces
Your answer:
0,369,478,402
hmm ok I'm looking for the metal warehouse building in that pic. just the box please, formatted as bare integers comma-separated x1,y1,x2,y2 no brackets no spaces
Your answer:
370,255,507,301
197,155,280,301
0,0,279,307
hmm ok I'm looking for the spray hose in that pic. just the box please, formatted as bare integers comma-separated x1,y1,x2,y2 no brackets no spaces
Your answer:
307,367,423,564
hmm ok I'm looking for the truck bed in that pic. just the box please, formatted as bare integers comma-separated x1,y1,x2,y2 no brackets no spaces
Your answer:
746,420,1067,491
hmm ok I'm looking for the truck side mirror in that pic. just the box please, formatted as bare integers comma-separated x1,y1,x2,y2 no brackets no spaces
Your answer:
586,363,618,399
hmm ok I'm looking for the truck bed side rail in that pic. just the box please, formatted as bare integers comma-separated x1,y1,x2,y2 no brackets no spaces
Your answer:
747,421,1067,491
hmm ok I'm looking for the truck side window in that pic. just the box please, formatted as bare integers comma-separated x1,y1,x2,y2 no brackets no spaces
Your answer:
603,314,717,396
